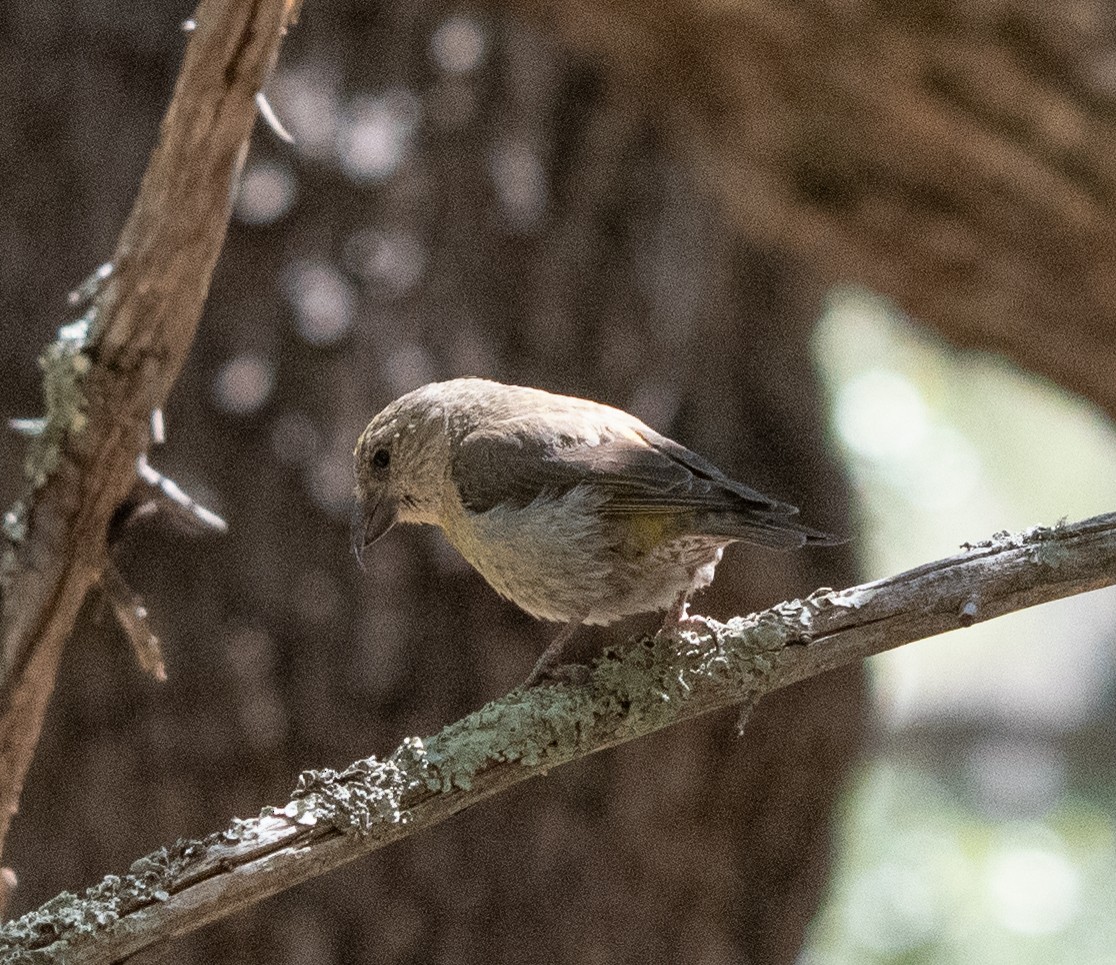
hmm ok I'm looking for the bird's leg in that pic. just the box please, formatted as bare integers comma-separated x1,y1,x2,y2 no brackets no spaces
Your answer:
523,620,585,688
662,590,692,629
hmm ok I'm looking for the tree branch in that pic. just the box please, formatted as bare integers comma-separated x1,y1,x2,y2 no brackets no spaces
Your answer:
0,0,299,870
2,513,1113,965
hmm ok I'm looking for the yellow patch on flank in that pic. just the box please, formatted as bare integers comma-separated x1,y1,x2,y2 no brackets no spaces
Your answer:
623,513,676,554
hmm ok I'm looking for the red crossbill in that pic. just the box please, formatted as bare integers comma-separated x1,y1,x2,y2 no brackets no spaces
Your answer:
353,378,838,684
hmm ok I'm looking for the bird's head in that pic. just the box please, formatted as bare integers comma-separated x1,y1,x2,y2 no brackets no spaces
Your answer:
351,386,454,566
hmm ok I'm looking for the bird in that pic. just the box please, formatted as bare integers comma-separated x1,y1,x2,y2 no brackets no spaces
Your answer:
352,378,840,685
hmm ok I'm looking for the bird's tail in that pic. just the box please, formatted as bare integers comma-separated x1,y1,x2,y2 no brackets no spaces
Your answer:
698,512,847,550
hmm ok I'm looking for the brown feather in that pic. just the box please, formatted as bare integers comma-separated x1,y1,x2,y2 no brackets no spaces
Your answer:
450,411,839,548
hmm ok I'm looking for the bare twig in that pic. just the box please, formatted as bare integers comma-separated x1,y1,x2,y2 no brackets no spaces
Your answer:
0,0,299,870
128,457,228,537
2,513,1113,965
255,91,295,143
99,563,166,683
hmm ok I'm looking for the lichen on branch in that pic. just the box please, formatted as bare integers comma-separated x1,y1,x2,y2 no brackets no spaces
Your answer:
3,511,1115,964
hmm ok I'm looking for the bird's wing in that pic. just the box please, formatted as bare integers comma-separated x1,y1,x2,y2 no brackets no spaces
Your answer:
451,414,838,547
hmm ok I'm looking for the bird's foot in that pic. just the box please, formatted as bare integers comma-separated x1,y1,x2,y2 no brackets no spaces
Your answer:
660,592,715,638
672,613,716,634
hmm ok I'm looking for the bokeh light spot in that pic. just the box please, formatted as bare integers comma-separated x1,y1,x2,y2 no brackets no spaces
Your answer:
986,842,1080,935
235,158,297,226
212,354,275,416
339,91,421,182
283,260,357,346
344,228,427,296
429,14,489,74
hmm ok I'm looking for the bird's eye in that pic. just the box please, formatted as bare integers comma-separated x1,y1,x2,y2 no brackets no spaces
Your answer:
372,448,391,470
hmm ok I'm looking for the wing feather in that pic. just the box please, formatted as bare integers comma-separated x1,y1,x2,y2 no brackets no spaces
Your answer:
451,414,840,547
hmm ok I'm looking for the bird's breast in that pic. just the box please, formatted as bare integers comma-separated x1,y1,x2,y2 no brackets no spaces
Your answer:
438,484,611,623
436,485,726,625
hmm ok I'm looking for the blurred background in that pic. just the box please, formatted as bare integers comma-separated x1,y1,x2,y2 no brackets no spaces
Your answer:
2,1,1116,963
810,293,1116,964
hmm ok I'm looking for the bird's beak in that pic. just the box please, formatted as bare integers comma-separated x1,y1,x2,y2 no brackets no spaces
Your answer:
351,495,398,570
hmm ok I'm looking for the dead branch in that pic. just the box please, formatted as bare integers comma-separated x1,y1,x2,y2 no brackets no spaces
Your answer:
1,513,1113,965
0,0,299,871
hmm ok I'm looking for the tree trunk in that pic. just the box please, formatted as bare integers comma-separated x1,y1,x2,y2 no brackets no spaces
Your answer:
492,0,1116,416
1,1,886,962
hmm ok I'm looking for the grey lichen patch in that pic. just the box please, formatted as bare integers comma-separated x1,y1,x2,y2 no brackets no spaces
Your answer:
0,890,87,964
425,615,794,793
1,313,98,584
2,503,27,544
288,737,434,835
23,312,95,491
594,631,718,719
0,801,386,960
825,585,876,610
0,825,248,959
967,522,1071,568
67,262,114,312
805,584,871,613
1030,534,1073,568
963,528,1027,553
424,684,596,791
0,833,208,959
2,280,109,589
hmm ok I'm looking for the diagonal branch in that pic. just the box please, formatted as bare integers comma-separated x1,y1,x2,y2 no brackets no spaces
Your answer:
0,0,300,870
2,513,1114,965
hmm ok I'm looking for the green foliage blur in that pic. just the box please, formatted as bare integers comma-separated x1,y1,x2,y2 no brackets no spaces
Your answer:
806,291,1116,964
